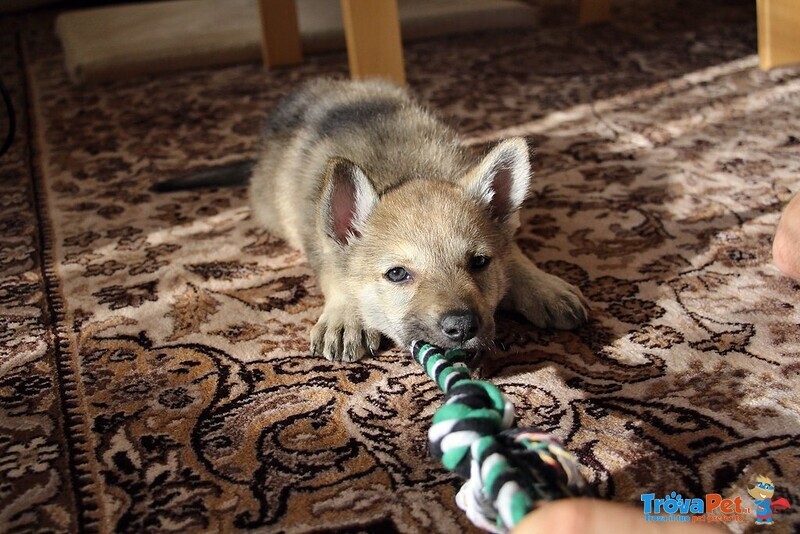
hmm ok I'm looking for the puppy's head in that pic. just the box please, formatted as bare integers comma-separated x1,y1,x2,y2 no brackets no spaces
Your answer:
320,138,531,351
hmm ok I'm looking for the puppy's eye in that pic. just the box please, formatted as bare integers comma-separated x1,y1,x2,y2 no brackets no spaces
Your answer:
385,267,412,283
470,255,491,271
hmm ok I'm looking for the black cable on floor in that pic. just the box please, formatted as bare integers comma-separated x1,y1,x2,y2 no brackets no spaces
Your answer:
0,75,16,158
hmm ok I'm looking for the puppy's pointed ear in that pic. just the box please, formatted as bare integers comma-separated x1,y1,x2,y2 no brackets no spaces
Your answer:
462,137,531,223
320,158,379,246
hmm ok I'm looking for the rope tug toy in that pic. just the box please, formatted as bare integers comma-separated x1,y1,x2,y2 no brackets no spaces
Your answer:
411,341,590,533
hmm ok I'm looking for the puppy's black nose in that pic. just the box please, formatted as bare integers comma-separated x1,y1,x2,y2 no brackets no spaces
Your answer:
440,310,480,343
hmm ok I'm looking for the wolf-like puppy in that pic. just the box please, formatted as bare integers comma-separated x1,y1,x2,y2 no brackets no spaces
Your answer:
248,79,587,362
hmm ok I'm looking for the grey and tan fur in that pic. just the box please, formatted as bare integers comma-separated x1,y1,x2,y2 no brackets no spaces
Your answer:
246,79,588,362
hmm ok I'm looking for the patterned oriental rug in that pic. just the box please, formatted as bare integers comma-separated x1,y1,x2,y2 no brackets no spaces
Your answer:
1,0,799,532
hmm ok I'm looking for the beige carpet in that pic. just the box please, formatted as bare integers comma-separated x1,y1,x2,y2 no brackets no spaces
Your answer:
1,0,799,532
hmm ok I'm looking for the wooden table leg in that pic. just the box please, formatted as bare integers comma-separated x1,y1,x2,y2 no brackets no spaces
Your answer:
258,0,303,68
578,0,611,25
340,0,406,85
757,0,800,70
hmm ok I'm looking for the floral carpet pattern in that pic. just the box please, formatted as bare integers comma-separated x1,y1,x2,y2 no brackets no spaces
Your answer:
1,0,799,532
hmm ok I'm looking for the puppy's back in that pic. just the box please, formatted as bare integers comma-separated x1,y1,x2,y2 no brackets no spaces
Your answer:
264,79,406,141
250,79,473,251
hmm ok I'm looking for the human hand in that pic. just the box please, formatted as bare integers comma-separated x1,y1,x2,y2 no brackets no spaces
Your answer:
511,499,723,534
773,193,800,280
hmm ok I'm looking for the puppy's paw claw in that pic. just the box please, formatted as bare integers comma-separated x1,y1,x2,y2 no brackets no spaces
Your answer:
516,274,589,330
310,308,378,362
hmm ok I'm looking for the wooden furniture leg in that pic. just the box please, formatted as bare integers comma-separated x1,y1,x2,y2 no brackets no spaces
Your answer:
578,0,611,25
340,0,406,85
258,0,303,68
757,0,800,70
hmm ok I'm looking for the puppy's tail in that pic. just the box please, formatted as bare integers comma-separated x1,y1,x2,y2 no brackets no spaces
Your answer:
150,159,255,192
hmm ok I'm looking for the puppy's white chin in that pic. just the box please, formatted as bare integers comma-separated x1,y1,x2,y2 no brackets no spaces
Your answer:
418,336,489,353
394,327,493,354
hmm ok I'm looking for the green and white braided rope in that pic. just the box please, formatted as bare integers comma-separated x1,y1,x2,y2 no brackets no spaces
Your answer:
411,341,589,533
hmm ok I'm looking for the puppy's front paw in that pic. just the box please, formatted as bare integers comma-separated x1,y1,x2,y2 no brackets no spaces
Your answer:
310,306,381,363
513,273,589,330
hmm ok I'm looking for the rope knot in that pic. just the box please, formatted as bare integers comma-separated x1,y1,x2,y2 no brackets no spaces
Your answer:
411,341,590,533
